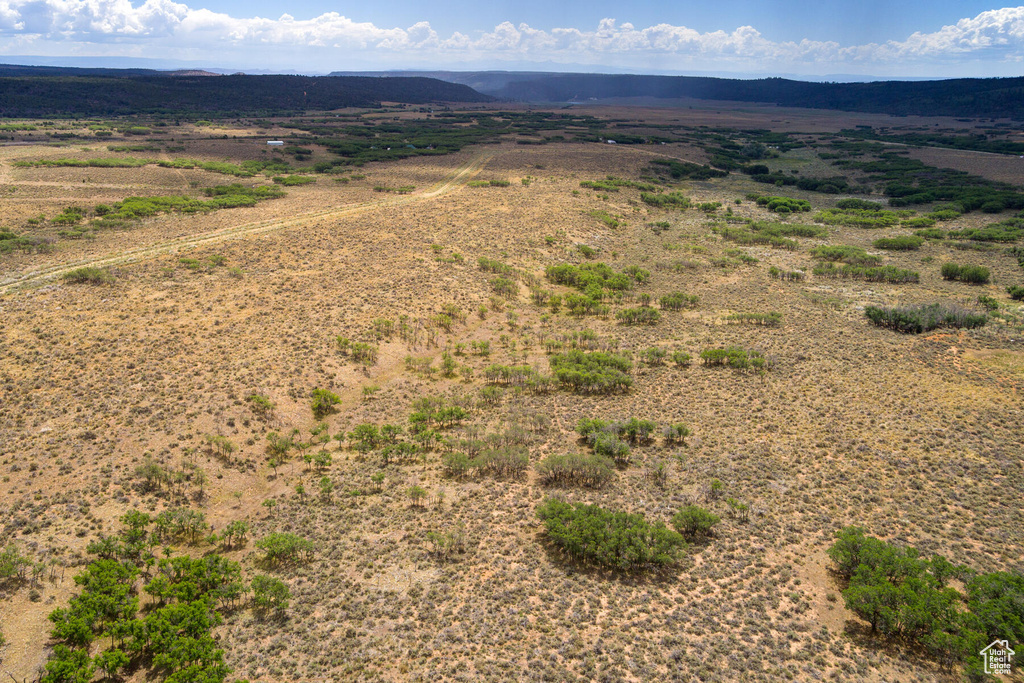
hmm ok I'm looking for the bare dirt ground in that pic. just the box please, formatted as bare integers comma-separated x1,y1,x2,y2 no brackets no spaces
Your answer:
1,107,1022,683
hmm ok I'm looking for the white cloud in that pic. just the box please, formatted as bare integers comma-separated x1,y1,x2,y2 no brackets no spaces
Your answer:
0,1,1021,74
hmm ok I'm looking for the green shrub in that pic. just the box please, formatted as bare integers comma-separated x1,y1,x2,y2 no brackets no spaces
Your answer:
272,175,316,186
700,346,769,371
725,312,782,326
754,195,811,213
549,350,633,394
255,532,314,566
940,262,990,284
640,191,690,209
814,207,909,228
767,266,805,281
662,423,691,444
591,432,631,466
864,303,987,333
659,291,698,310
715,225,798,250
251,574,291,615
672,506,720,539
472,447,529,478
872,236,925,250
310,388,341,419
536,498,685,571
491,276,518,298
616,307,661,325
670,351,692,366
536,453,615,488
836,198,885,210
1007,285,1024,300
914,227,947,240
62,267,114,285
825,526,1022,670
588,209,621,228
813,262,919,283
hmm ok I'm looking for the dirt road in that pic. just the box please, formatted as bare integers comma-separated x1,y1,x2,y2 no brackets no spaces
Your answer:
0,152,493,295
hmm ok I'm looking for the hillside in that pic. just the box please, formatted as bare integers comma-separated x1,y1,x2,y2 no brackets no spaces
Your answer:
332,70,1024,120
0,71,492,116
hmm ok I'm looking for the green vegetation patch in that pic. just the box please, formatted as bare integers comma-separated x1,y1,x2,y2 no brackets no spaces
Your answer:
940,262,990,284
536,498,685,571
548,350,633,394
700,346,770,371
813,207,911,228
864,303,987,333
104,184,284,221
272,175,316,185
640,191,691,209
0,227,51,254
813,262,919,283
752,195,811,214
827,526,1024,675
580,176,659,192
62,267,114,285
872,236,925,250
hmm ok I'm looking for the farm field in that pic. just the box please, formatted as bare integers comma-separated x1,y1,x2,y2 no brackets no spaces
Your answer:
0,104,1022,683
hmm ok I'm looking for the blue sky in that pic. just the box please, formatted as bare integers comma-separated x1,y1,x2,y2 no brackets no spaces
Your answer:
0,1,1021,78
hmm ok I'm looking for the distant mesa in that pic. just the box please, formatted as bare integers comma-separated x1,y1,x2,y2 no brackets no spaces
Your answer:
331,70,1024,120
0,67,493,116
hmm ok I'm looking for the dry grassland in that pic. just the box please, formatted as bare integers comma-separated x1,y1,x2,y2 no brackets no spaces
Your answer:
0,107,1022,683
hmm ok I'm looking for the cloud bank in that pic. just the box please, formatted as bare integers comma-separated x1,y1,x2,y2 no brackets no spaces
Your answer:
0,1,1022,75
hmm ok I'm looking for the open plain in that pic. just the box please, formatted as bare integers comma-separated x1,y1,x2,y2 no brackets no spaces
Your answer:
0,104,1022,682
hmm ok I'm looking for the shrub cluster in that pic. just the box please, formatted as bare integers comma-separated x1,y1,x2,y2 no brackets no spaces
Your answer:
700,346,770,371
725,312,782,326
42,512,243,683
671,506,720,539
616,307,661,325
536,498,685,571
812,262,919,283
828,527,1024,674
482,364,555,393
536,453,615,488
62,267,115,285
659,291,699,310
255,532,314,566
864,303,987,333
272,174,316,185
752,195,811,213
715,225,798,250
813,207,911,228
443,446,529,479
549,350,633,394
545,262,635,292
0,228,52,253
940,262,990,284
640,191,691,209
767,266,805,281
1008,284,1024,300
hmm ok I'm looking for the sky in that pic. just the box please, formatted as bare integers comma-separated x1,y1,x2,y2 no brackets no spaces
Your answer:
0,0,1022,79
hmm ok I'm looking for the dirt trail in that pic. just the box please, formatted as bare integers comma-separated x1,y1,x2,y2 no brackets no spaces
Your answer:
0,152,492,294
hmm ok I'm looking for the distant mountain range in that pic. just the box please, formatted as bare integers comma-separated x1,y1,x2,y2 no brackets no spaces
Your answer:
332,70,1024,119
